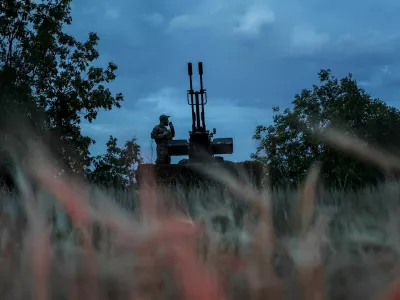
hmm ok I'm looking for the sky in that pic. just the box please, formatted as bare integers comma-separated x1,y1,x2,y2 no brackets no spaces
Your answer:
67,0,400,163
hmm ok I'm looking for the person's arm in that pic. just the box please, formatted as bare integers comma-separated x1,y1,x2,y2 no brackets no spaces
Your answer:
169,122,175,138
151,126,166,140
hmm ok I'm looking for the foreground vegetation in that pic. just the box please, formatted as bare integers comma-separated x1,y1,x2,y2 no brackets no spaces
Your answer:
0,178,399,300
1,130,400,300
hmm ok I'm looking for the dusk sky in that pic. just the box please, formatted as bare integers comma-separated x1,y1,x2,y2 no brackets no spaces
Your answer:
69,0,400,163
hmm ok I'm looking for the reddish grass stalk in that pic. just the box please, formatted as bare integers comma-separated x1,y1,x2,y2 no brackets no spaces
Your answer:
30,232,50,300
171,244,226,300
31,161,100,300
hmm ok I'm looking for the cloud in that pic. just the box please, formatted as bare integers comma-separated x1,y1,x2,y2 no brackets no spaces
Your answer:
168,14,212,30
318,31,398,56
289,26,329,55
233,3,275,37
143,12,164,26
81,123,123,135
358,64,400,88
167,0,275,38
104,8,119,19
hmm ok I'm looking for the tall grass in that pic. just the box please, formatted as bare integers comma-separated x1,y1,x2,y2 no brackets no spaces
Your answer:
1,125,400,299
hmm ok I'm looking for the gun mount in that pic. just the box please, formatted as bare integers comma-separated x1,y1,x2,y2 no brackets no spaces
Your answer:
136,62,263,191
167,62,233,163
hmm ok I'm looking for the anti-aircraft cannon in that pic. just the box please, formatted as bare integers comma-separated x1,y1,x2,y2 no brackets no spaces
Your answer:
167,62,233,163
136,62,263,189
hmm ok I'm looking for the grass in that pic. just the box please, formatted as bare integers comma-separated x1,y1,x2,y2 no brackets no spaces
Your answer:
1,126,400,299
0,175,400,299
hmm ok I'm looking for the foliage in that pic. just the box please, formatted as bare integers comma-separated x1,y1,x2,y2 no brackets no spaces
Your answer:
252,69,400,189
89,136,143,189
0,0,123,174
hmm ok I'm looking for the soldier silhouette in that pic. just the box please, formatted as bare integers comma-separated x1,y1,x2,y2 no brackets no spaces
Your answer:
151,114,175,164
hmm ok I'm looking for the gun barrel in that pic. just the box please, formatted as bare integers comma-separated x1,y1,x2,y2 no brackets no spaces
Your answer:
188,62,194,91
195,92,201,129
198,62,206,130
198,61,203,75
188,62,193,76
198,62,204,91
187,62,195,131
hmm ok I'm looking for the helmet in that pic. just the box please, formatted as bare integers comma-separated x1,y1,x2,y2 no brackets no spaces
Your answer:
159,114,170,121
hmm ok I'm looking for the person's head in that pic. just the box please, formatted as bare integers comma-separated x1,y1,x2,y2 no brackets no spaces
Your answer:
159,114,169,126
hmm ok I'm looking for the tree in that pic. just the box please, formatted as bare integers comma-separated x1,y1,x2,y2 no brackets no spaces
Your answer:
89,136,143,189
252,69,400,189
0,0,123,174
